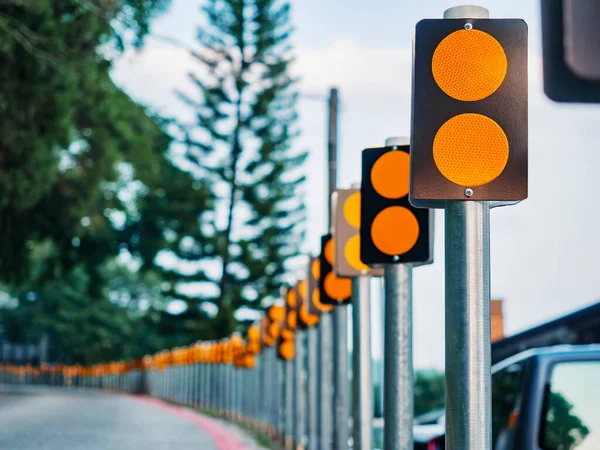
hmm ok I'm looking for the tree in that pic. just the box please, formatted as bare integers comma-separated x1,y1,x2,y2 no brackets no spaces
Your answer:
543,392,590,450
414,370,446,416
0,0,190,363
0,0,171,281
167,0,306,336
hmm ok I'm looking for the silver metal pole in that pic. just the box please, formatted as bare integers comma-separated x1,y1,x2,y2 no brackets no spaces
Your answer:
263,349,271,431
445,201,491,450
442,8,491,450
352,275,372,450
273,348,280,435
294,332,306,449
333,306,350,450
307,327,319,450
278,358,286,438
317,312,333,450
383,136,414,450
317,86,339,450
383,264,413,450
285,360,294,449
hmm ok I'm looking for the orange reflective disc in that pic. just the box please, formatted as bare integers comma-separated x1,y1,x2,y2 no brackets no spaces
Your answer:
287,311,297,329
248,325,260,342
279,341,295,360
300,303,319,327
245,354,256,368
433,113,509,187
281,328,295,340
324,239,334,264
344,235,369,272
432,29,507,101
324,272,351,300
286,289,297,308
371,206,419,255
268,322,279,339
269,305,286,322
298,280,308,299
312,288,333,312
371,151,410,199
311,259,320,280
343,192,361,229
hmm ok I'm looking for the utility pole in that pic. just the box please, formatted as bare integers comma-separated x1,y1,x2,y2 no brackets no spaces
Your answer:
317,87,339,450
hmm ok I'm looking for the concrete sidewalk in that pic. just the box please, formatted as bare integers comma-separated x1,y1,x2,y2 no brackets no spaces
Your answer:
0,384,260,450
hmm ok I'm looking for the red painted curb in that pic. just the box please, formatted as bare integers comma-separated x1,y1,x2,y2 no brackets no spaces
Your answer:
134,396,248,450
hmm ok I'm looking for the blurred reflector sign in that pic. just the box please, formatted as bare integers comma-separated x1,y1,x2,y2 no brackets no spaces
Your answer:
307,256,333,315
542,0,600,102
360,145,433,265
411,18,528,207
319,234,352,306
332,188,383,277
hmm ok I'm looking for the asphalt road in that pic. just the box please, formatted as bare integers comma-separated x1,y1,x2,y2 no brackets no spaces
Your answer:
0,384,251,450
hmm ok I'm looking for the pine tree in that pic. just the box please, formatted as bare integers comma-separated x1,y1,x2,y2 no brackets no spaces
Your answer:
175,0,306,335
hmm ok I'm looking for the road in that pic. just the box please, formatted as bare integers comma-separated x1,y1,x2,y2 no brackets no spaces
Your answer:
0,384,254,450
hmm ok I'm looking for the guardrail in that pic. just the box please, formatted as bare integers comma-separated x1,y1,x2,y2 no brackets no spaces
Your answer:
0,333,316,450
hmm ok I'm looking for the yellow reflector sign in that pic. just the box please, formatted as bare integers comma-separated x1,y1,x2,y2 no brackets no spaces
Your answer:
324,271,352,300
432,29,507,101
371,151,410,199
433,113,509,187
343,192,361,229
324,239,334,265
371,206,420,256
344,235,369,272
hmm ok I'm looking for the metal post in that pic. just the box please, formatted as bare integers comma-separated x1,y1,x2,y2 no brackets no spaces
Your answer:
383,134,414,450
442,8,492,450
199,363,206,409
445,201,491,450
383,264,413,450
307,327,319,450
228,364,234,419
316,86,339,450
333,306,350,450
251,358,258,427
352,275,372,450
262,349,271,432
317,312,333,450
294,332,306,449
285,360,294,449
271,347,280,437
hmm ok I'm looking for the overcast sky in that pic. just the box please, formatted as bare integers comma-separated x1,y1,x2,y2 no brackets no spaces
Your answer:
111,0,600,368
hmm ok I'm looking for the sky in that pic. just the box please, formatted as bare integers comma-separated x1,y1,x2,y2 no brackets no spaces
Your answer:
111,0,600,368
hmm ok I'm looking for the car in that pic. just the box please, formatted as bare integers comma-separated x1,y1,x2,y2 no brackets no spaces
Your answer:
414,345,600,450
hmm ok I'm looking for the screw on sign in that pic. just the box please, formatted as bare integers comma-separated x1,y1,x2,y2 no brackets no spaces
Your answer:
318,234,352,306
360,145,433,266
410,16,528,207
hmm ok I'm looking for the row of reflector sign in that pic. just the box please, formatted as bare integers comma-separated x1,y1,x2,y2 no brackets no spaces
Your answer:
274,17,528,360
19,18,528,369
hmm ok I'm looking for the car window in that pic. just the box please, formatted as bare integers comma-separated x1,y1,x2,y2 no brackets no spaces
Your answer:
541,361,600,450
492,363,523,450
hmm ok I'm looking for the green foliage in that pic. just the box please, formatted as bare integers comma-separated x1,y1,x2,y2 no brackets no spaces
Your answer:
542,392,590,450
161,0,307,335
0,0,307,362
414,370,446,416
0,0,193,364
0,0,170,281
